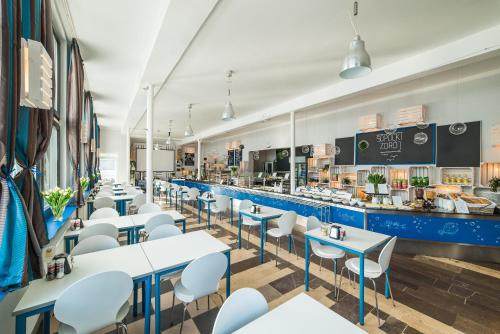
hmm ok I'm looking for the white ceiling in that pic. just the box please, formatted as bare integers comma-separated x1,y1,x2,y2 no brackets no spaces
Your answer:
67,0,500,137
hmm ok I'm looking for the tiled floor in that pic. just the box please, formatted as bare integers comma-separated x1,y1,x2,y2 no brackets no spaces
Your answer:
46,201,500,334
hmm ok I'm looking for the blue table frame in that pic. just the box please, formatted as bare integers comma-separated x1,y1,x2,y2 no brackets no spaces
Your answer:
304,234,391,326
133,218,187,243
86,198,132,217
153,250,231,334
15,275,152,334
238,211,282,263
64,227,136,253
197,197,234,229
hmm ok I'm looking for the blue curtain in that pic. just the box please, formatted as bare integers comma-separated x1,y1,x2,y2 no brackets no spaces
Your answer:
0,0,29,291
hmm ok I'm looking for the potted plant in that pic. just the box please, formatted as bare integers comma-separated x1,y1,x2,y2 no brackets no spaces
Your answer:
80,177,90,191
489,177,500,192
367,173,386,194
42,187,76,221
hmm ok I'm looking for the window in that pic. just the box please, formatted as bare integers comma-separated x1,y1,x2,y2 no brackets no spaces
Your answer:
100,157,117,181
41,123,60,191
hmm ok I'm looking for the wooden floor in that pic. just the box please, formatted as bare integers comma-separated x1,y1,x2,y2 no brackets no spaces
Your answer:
46,201,500,334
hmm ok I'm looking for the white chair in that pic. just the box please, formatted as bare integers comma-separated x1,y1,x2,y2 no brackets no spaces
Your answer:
306,216,345,296
266,211,298,266
212,288,268,334
137,202,161,214
128,193,146,215
78,223,119,242
140,213,175,241
148,224,182,241
212,195,230,226
238,200,259,248
186,188,200,208
54,271,132,334
89,207,119,220
168,184,180,206
171,252,228,333
93,197,115,210
339,236,397,326
71,235,120,256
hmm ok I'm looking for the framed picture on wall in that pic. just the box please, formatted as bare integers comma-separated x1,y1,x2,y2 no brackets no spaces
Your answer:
184,152,195,166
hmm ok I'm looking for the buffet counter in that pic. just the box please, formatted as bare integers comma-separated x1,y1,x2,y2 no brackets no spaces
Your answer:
173,179,500,262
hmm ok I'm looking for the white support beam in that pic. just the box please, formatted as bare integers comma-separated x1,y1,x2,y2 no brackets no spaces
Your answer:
290,111,296,194
178,24,500,145
145,84,154,203
197,139,202,180
125,127,131,183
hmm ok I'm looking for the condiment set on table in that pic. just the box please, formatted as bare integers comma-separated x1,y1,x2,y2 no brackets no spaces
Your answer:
46,254,73,281
250,204,261,214
320,223,346,241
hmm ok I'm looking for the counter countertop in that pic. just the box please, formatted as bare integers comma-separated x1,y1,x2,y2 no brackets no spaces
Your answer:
177,179,500,221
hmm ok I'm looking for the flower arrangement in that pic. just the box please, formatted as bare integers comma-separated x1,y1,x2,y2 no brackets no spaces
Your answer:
80,177,90,191
42,187,76,220
367,173,386,194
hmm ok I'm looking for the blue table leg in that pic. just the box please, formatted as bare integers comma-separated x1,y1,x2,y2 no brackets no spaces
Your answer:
155,274,161,334
207,202,211,230
305,235,310,291
264,220,268,242
359,253,365,325
15,315,27,334
133,283,138,317
175,192,178,210
225,251,231,298
197,198,201,224
43,311,50,334
65,237,71,254
135,227,140,243
142,282,146,313
260,219,264,263
144,276,151,334
230,199,233,226
237,214,242,249
385,268,391,298
288,235,292,253
180,194,183,213
181,219,186,233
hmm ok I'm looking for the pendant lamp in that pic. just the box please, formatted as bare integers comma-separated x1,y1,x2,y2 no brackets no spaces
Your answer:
339,1,372,79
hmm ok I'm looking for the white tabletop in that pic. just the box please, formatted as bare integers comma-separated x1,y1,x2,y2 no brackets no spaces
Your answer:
13,244,153,315
235,293,367,334
88,194,136,203
130,211,186,227
65,216,134,237
240,206,284,220
141,231,230,273
306,225,390,253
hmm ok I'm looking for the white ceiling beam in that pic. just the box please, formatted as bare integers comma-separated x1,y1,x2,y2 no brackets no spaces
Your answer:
122,0,220,134
178,23,500,145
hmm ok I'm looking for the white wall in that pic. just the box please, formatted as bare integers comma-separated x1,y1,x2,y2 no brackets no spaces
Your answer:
99,128,129,182
202,56,500,164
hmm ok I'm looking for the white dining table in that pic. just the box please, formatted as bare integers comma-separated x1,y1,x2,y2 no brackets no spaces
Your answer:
238,206,284,263
64,215,135,253
235,293,367,333
304,225,391,326
130,210,187,236
140,230,231,334
13,244,154,334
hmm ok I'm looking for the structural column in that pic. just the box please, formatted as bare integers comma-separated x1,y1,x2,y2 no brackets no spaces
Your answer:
146,85,154,203
290,111,296,194
197,139,202,180
125,127,131,183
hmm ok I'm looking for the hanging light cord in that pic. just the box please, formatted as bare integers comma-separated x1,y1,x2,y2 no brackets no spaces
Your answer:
348,1,359,36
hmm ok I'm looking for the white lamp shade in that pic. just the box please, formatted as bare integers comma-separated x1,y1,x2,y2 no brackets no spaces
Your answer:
184,124,194,137
222,101,235,121
339,35,371,79
20,38,53,109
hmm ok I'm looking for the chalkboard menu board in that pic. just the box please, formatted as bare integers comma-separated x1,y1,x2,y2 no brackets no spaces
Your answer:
227,149,242,167
355,124,436,165
334,137,354,165
437,121,480,167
